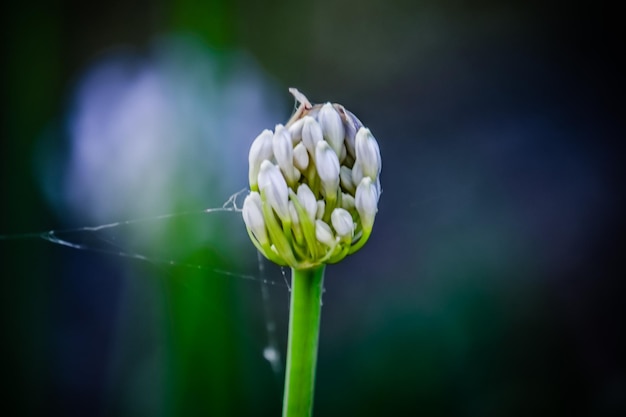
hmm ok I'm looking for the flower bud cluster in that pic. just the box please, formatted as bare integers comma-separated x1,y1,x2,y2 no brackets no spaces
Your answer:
243,89,382,268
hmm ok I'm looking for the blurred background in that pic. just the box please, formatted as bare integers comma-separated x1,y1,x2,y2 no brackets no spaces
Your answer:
1,0,624,416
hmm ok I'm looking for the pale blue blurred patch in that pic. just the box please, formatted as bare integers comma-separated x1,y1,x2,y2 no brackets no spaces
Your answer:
41,35,285,237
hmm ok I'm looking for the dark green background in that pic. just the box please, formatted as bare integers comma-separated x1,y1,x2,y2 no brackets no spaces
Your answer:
1,1,624,416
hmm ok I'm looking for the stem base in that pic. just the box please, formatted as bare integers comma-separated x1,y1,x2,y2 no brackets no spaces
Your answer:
282,265,325,417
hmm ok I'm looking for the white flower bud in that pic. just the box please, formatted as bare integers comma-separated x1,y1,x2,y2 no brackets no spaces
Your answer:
273,124,298,184
302,116,323,155
352,161,363,186
315,141,340,198
315,219,336,247
340,166,355,194
297,184,317,221
343,118,357,159
374,178,382,201
293,143,309,172
248,129,274,188
318,103,345,156
273,124,292,166
355,177,378,231
242,192,268,245
316,200,325,220
258,160,290,222
341,193,355,210
331,208,354,238
355,127,381,180
287,118,304,145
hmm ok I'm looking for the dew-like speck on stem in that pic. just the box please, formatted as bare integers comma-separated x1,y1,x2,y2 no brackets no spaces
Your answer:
263,346,281,374
264,346,279,362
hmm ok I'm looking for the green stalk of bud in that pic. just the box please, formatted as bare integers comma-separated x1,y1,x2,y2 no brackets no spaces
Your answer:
289,201,305,246
289,189,319,261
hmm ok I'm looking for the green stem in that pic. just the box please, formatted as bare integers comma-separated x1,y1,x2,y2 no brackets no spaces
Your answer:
282,265,326,417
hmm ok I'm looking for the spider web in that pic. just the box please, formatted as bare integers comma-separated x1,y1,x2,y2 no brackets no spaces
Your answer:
0,187,289,377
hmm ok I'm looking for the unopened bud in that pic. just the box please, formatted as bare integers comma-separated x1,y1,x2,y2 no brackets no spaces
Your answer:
340,166,355,194
355,177,378,231
258,160,290,222
341,193,355,210
248,129,274,188
297,184,317,221
352,161,363,187
374,178,382,201
331,208,354,238
287,118,304,145
293,143,309,172
318,103,345,156
355,127,381,180
302,116,323,156
273,125,292,165
343,117,357,159
315,141,340,198
315,219,336,247
273,124,298,184
243,192,268,245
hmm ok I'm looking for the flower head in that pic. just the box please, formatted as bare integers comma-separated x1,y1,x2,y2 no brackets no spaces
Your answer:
242,89,382,268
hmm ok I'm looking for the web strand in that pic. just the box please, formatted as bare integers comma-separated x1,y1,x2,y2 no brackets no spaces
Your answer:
0,188,285,287
258,251,283,377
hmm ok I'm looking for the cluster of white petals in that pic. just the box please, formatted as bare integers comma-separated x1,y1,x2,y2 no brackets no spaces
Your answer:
243,89,382,268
